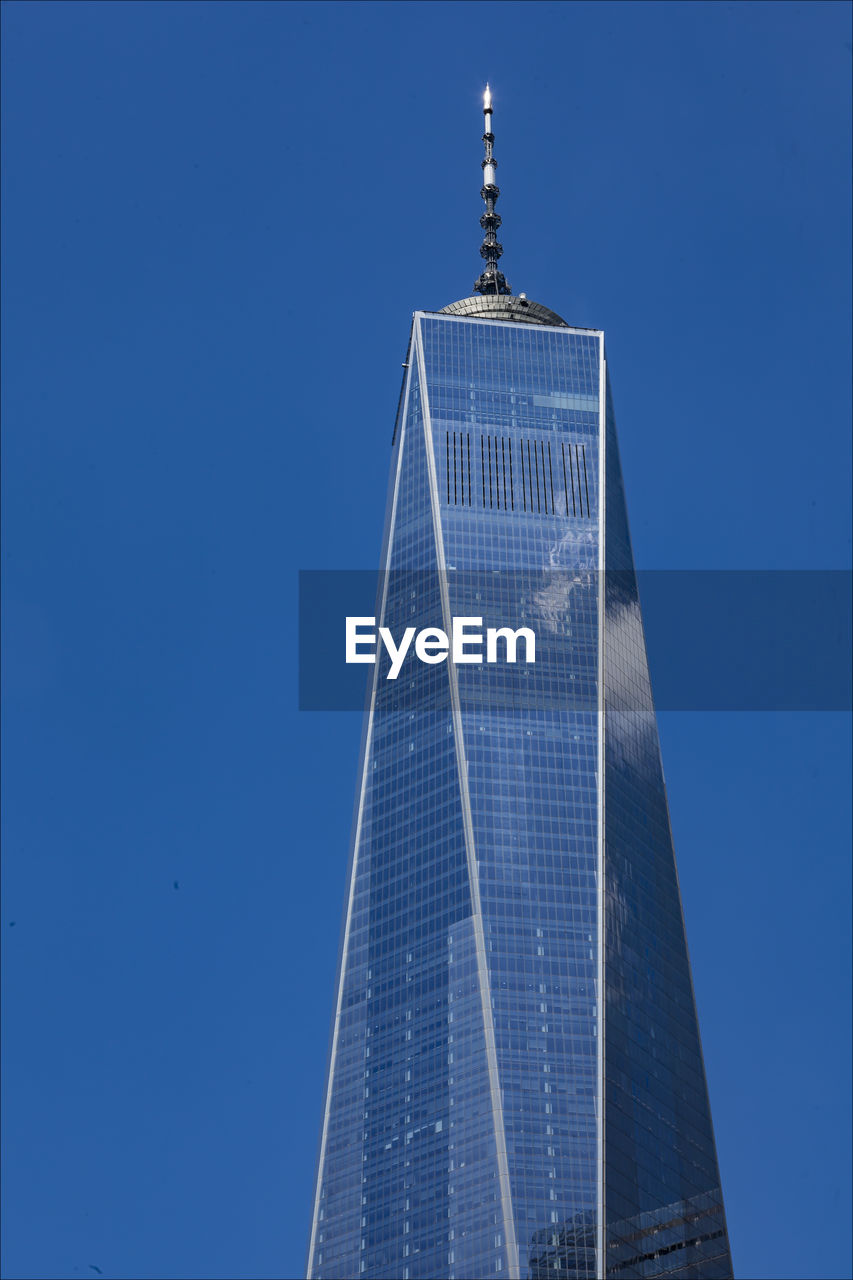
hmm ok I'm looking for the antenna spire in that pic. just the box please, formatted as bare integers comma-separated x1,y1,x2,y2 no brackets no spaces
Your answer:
474,84,511,296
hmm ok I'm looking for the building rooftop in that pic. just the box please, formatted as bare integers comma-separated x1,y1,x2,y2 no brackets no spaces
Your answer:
439,294,568,326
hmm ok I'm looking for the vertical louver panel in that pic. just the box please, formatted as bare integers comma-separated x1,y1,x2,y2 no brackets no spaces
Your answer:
443,431,593,517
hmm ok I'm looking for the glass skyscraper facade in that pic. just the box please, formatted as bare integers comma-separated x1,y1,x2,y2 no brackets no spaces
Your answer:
307,92,731,1280
306,303,732,1279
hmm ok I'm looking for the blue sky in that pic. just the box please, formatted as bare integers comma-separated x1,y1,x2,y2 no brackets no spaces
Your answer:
1,3,850,1279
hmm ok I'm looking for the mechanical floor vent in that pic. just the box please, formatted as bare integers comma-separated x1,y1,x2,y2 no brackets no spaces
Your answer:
443,431,592,518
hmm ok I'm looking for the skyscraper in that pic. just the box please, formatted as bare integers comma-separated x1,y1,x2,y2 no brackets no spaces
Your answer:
307,90,733,1280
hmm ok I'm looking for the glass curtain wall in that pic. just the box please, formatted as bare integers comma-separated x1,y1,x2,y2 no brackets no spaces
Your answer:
307,313,732,1280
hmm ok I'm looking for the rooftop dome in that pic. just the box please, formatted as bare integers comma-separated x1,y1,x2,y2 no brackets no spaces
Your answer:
440,294,568,327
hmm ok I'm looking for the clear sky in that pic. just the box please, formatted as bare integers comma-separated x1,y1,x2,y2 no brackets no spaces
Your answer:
1,3,850,1279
